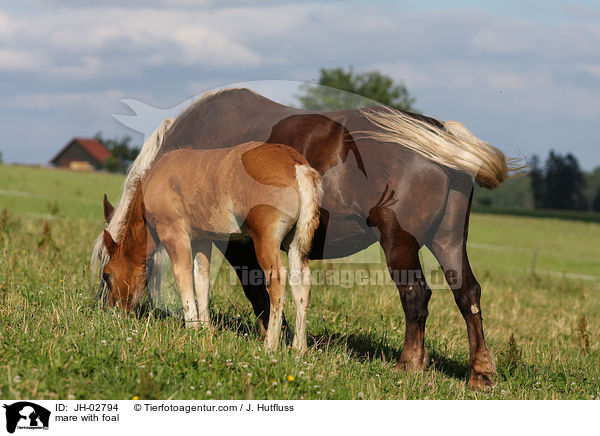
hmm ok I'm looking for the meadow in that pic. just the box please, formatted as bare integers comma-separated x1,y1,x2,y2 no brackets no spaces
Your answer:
1,164,599,400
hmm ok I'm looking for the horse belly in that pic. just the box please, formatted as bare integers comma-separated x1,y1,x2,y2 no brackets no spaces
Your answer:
189,206,246,241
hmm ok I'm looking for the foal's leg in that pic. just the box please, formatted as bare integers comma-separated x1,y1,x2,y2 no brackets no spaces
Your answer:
192,240,212,327
288,245,311,354
159,225,199,328
381,228,431,372
253,236,287,352
214,240,286,338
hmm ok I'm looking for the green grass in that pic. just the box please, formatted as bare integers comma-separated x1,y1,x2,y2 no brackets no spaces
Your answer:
1,164,599,400
0,164,123,220
472,206,600,224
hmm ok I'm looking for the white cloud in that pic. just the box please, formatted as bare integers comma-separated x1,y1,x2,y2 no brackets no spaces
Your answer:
579,64,600,78
0,89,124,112
1,2,599,167
0,6,264,75
0,49,42,71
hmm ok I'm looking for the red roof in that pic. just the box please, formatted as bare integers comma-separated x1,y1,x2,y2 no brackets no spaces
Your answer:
74,138,112,163
50,137,113,166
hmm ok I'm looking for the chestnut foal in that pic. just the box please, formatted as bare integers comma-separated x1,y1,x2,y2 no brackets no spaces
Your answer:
102,141,322,352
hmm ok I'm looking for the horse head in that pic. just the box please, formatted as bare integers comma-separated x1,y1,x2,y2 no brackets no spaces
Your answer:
101,181,150,311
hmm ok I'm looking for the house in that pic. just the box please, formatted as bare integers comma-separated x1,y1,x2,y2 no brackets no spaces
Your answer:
50,138,112,171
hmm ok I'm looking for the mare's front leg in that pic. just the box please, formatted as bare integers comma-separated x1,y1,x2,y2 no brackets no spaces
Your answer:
159,224,199,328
193,240,212,327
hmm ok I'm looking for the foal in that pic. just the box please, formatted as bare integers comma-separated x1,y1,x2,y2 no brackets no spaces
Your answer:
102,141,322,352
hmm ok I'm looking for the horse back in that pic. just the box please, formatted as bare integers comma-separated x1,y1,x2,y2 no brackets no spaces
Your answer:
157,89,456,251
143,142,309,241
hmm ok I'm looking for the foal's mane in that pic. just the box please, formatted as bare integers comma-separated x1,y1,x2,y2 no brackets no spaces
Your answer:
119,178,145,248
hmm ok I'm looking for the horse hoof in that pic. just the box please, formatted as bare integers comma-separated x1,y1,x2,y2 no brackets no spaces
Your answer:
467,371,495,391
394,353,427,373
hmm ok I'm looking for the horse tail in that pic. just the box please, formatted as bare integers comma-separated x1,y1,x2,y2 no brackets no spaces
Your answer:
91,118,173,302
359,106,524,189
292,164,323,260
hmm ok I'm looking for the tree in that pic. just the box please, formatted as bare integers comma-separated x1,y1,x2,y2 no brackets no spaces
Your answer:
529,155,545,209
593,187,600,212
543,151,587,210
94,133,140,173
102,156,122,173
296,67,417,112
585,167,600,210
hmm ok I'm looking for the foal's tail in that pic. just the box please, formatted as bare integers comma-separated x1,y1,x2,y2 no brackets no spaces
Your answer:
293,165,323,260
359,106,524,189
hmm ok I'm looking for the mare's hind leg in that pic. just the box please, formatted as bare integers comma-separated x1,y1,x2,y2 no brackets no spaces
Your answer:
430,240,496,389
380,229,432,372
158,224,199,328
429,189,496,390
288,245,311,354
193,240,212,327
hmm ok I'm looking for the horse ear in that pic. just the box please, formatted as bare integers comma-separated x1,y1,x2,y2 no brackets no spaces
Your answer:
103,230,117,255
103,194,115,222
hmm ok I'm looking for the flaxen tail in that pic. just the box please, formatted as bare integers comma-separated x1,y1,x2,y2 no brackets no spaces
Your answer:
293,165,323,260
359,106,524,189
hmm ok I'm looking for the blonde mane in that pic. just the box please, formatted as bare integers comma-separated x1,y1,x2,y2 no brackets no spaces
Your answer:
358,106,524,188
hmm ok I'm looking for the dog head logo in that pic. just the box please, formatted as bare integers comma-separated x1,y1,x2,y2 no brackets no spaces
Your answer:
3,402,50,433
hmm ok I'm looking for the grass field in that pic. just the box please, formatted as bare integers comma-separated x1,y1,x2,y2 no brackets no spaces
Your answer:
1,164,599,400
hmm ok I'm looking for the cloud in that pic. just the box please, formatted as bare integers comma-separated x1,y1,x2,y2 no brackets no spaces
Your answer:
0,2,599,168
0,6,263,77
0,49,42,72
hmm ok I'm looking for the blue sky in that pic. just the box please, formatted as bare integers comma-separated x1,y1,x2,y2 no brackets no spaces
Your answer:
1,0,599,169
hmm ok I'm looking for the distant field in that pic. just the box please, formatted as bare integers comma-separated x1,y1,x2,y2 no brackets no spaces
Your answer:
1,164,598,400
0,165,124,220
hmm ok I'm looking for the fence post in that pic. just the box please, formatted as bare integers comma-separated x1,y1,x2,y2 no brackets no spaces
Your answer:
531,242,540,277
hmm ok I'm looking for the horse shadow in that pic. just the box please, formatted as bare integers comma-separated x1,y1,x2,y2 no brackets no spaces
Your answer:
134,304,469,382
308,331,469,381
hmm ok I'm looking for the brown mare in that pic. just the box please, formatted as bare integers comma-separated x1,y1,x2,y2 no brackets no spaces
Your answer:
94,88,519,389
101,142,322,352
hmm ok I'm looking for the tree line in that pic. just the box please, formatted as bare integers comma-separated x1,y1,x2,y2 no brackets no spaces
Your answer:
530,152,600,212
94,132,140,174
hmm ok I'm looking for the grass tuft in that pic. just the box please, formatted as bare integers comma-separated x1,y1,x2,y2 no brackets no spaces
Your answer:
502,333,522,374
577,315,590,355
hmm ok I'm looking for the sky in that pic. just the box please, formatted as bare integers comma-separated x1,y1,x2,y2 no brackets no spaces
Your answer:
1,0,599,169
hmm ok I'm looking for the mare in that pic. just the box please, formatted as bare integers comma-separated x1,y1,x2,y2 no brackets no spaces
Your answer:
94,88,520,389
